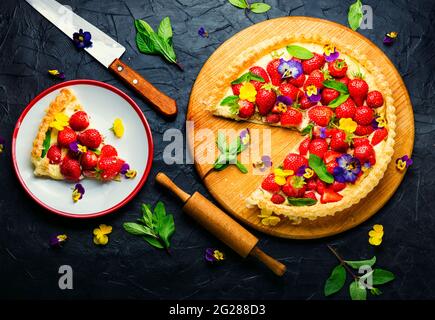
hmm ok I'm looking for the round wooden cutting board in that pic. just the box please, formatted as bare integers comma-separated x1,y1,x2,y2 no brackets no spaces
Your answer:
187,17,414,239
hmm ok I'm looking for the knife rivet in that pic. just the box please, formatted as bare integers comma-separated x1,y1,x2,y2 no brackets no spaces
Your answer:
117,66,123,72
132,79,138,85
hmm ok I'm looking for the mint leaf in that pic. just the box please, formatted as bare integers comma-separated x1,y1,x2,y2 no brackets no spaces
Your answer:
286,45,314,60
328,94,349,108
123,222,156,238
158,214,175,248
324,264,346,296
41,129,51,158
372,269,395,285
135,19,154,35
141,203,153,226
236,161,248,173
349,280,367,300
301,124,314,138
216,132,228,153
228,0,248,9
150,32,176,63
250,3,271,13
323,80,349,94
221,95,239,106
157,17,172,43
144,236,165,249
348,0,363,31
345,256,376,269
136,33,156,55
288,197,317,206
309,154,334,184
231,72,265,85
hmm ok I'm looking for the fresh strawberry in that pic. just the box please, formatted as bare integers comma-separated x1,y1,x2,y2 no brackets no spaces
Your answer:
324,151,342,174
335,98,357,119
304,191,317,201
238,100,255,118
97,156,125,181
307,179,317,191
328,59,348,78
57,127,77,148
81,150,98,170
231,83,242,95
299,95,316,110
321,88,340,105
309,138,328,158
308,106,333,127
321,188,343,203
249,66,270,90
332,181,346,192
279,83,302,101
354,125,374,136
100,144,118,158
280,108,302,126
330,130,349,152
371,128,388,146
60,157,81,181
261,173,281,193
266,113,281,124
337,76,349,86
299,137,311,156
354,105,374,125
283,153,308,171
47,145,62,164
304,70,325,90
271,193,286,204
69,111,89,131
366,90,384,108
256,85,277,116
78,128,102,149
354,144,376,166
326,161,338,174
353,137,370,146
266,59,282,86
348,77,369,107
302,53,325,74
289,74,306,87
316,179,326,195
282,175,306,198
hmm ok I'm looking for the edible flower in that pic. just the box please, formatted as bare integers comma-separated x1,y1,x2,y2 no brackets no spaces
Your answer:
369,224,384,246
338,118,357,133
383,32,398,46
239,128,250,146
362,162,371,172
198,27,209,38
305,85,321,103
49,234,68,248
277,58,303,79
373,114,386,128
205,248,225,263
69,141,87,155
253,155,272,173
276,95,293,106
258,208,280,226
396,155,413,171
111,118,124,138
239,82,257,102
72,183,85,202
296,165,314,179
73,29,93,49
333,154,361,183
49,113,69,131
48,69,65,80
319,127,327,139
274,168,294,185
271,50,283,59
93,224,112,246
0,136,5,153
323,44,340,62
120,163,137,179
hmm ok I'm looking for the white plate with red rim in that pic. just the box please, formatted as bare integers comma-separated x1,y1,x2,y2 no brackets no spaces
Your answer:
12,79,154,218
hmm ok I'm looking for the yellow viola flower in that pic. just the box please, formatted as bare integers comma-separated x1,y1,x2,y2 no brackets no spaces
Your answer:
323,44,336,56
303,167,314,179
50,113,69,131
112,118,124,138
369,224,384,246
93,224,112,245
396,155,413,171
125,169,137,179
239,82,257,102
258,208,281,226
275,102,287,113
213,250,225,261
274,168,294,186
339,118,357,133
77,144,87,153
306,85,319,97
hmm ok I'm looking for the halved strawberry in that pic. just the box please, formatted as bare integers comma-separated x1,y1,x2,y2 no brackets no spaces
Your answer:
302,53,325,74
231,83,242,95
304,191,317,201
261,173,281,193
249,66,270,90
266,59,282,86
308,106,333,127
321,88,340,105
283,153,308,171
299,137,311,156
332,181,346,192
354,125,374,136
238,100,255,118
321,188,343,203
47,145,62,164
316,179,326,195
371,128,388,146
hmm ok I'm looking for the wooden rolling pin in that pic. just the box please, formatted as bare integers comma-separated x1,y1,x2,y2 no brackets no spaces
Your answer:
156,173,287,276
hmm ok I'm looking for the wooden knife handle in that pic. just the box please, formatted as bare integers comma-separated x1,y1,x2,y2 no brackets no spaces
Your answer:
109,58,177,117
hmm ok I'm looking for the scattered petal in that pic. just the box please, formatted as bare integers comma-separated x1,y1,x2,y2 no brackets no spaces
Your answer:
239,128,250,146
121,163,130,175
112,118,124,138
383,32,398,46
198,27,209,38
93,224,112,246
48,69,65,80
73,29,93,49
72,183,85,202
49,234,68,248
369,224,384,246
396,155,412,171
253,155,272,172
205,248,224,263
125,169,137,179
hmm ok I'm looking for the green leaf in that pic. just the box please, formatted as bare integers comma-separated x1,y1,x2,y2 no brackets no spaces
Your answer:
250,3,271,13
309,154,334,184
157,17,173,42
288,197,317,206
345,256,376,269
231,72,265,85
323,80,349,94
372,269,395,285
135,19,154,35
214,162,229,171
216,132,228,153
149,32,177,63
123,222,156,238
41,129,51,158
228,138,240,155
348,0,363,31
143,236,165,249
136,33,157,55
141,204,154,227
324,264,346,296
301,124,314,138
221,95,239,106
349,280,367,300
286,45,314,60
236,161,248,173
228,0,248,9
370,287,382,296
153,201,167,233
158,214,175,248
328,94,350,108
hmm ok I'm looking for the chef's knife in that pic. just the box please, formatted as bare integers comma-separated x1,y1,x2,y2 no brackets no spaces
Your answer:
25,0,177,117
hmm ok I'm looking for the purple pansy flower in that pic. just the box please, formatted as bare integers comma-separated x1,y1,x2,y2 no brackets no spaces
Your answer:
296,165,307,177
396,155,413,168
253,155,272,172
276,95,293,106
383,32,398,46
333,154,361,183
121,163,130,175
319,127,327,139
73,29,92,49
49,234,68,248
198,27,209,38
239,128,250,147
48,69,65,80
69,141,79,153
277,58,303,79
305,85,321,103
205,248,224,263
323,45,340,63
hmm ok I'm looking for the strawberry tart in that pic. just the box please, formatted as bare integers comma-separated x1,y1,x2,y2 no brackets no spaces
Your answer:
209,35,396,224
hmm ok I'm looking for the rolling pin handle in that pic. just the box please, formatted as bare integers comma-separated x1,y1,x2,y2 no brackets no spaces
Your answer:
250,246,287,277
155,173,191,203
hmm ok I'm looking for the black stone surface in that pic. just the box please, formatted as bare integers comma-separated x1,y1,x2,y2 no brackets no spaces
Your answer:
0,0,434,300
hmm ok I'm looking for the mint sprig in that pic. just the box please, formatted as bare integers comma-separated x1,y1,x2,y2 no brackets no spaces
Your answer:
220,95,240,115
228,0,271,14
286,45,314,60
41,129,52,158
214,131,249,173
308,154,334,184
231,72,265,85
348,0,363,31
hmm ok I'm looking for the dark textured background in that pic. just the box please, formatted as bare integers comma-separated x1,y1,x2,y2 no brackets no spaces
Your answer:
0,0,434,300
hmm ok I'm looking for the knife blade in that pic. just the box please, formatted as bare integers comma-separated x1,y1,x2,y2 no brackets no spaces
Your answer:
25,0,177,117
